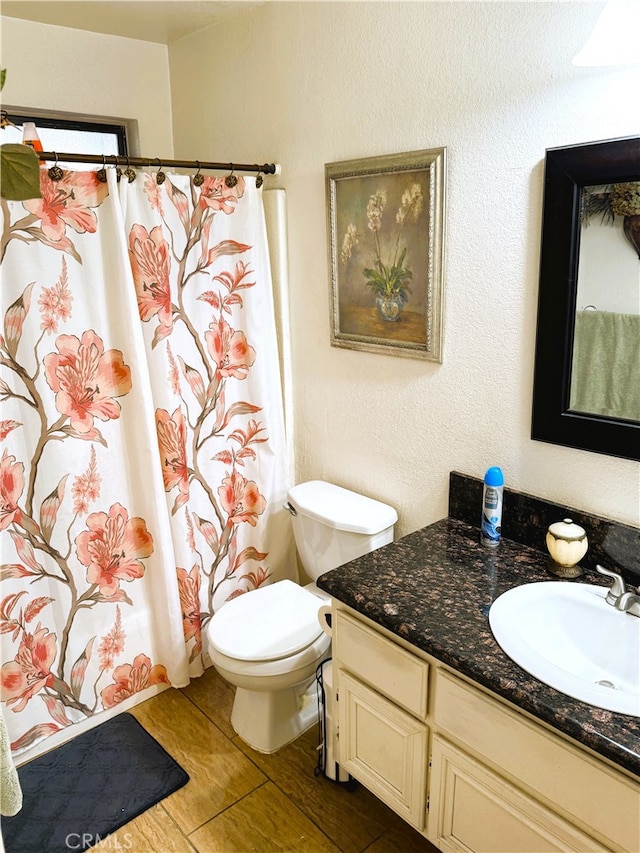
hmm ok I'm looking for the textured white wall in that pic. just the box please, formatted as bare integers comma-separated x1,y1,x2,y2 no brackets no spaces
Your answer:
169,1,640,534
2,5,638,537
0,16,173,159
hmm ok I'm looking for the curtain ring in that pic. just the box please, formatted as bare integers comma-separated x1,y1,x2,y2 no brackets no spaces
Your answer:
48,153,64,182
255,168,263,189
225,164,238,188
155,158,166,185
97,155,108,183
124,154,136,183
0,110,17,129
193,160,204,187
114,155,123,182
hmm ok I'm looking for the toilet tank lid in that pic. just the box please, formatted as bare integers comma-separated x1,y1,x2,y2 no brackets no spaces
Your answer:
287,480,397,535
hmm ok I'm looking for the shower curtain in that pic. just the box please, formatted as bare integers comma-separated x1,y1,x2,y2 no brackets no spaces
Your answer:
0,166,294,759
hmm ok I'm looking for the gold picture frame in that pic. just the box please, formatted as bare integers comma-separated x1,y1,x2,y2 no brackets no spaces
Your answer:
326,148,446,361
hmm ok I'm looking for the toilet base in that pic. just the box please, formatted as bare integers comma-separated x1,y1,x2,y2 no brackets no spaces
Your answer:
230,677,320,754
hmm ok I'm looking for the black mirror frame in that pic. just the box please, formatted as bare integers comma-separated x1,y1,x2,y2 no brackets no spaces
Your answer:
531,136,640,462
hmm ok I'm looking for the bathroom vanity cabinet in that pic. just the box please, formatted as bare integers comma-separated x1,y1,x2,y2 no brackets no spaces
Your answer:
332,604,640,853
335,608,429,828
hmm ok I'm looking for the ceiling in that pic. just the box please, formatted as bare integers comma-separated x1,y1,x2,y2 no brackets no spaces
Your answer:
1,1,263,44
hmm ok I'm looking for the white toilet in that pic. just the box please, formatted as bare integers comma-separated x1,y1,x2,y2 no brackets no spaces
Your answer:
206,480,397,753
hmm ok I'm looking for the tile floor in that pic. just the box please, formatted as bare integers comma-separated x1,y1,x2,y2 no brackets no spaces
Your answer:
96,666,440,852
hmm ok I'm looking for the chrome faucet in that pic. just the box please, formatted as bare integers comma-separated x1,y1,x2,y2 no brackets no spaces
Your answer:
596,565,640,617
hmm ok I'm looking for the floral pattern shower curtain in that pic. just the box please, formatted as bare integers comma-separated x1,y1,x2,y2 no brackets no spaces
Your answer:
1,167,293,757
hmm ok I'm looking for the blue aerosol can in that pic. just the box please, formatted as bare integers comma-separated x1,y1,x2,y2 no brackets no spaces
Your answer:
481,466,504,547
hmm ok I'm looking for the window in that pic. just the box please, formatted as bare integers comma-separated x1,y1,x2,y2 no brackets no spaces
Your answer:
1,111,130,157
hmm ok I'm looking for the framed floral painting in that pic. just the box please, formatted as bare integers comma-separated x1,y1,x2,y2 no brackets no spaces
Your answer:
326,148,446,361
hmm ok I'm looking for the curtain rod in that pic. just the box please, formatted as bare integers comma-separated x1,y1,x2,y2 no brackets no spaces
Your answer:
37,151,280,175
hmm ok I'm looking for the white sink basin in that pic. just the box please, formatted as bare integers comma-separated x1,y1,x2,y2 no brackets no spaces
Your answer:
489,582,640,717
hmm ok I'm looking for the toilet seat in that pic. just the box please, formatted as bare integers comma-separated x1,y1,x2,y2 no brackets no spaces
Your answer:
209,630,331,684
208,579,325,662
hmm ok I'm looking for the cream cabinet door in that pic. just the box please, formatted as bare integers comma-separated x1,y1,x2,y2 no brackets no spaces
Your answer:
428,735,606,853
338,670,428,831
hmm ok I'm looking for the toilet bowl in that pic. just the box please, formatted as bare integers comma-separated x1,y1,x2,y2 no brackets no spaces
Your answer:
208,580,331,753
206,481,397,753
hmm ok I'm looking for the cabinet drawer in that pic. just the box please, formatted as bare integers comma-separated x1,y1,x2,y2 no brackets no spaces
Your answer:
429,735,605,852
338,670,428,830
334,609,429,718
434,669,639,852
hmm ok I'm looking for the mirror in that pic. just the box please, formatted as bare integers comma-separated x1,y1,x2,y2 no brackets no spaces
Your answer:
532,137,640,462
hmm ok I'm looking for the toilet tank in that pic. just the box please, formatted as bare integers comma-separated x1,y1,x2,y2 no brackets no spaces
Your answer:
286,481,397,580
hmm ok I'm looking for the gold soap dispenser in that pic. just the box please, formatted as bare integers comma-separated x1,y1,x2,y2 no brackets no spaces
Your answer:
546,518,588,578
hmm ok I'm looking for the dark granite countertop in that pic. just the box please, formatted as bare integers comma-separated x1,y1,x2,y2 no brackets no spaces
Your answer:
317,517,640,779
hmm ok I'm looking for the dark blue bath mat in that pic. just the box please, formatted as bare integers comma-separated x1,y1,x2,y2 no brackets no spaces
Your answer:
2,712,189,853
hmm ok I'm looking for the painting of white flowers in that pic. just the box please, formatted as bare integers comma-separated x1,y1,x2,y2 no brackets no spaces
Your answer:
326,148,446,361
